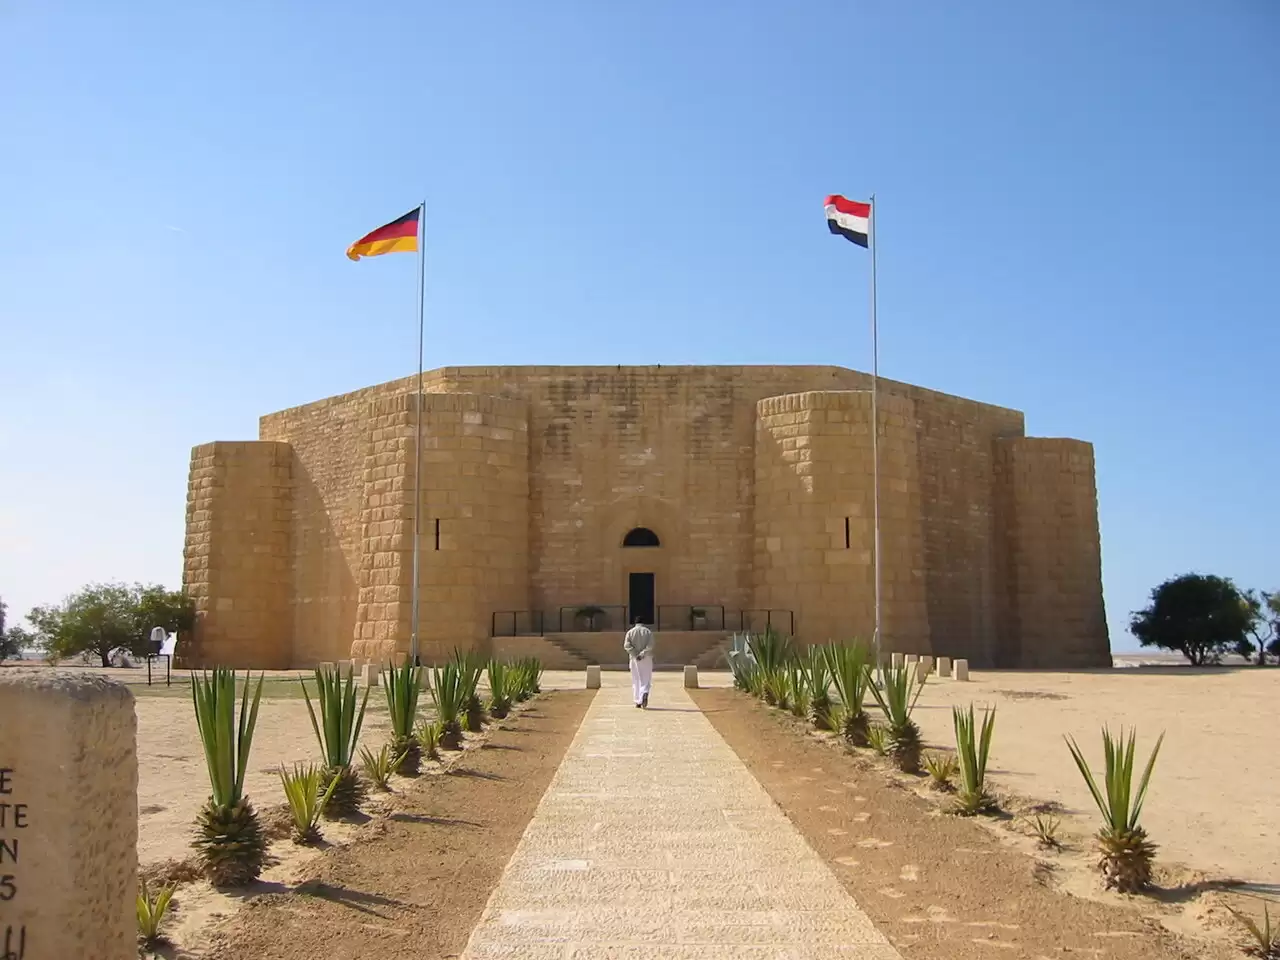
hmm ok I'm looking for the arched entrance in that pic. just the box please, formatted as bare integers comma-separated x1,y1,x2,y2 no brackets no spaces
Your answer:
622,527,660,624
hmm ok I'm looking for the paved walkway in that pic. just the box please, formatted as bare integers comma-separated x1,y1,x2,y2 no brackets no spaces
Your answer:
461,673,902,959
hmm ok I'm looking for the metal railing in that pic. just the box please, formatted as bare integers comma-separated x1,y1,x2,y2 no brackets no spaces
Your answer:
655,604,727,631
491,611,546,637
490,605,794,636
737,608,795,635
557,605,629,632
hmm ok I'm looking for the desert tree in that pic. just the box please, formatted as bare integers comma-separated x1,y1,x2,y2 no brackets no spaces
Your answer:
28,582,194,667
1128,573,1250,666
1237,588,1279,666
0,596,11,662
1,625,33,664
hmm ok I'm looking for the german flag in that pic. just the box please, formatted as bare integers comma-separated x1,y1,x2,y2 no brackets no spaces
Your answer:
346,206,420,260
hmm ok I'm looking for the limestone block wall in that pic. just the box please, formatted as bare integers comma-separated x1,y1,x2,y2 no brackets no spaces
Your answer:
909,391,1024,666
259,379,449,667
429,367,840,617
753,391,930,652
350,393,529,664
181,365,1096,668
993,437,1110,667
181,441,292,668
348,396,417,665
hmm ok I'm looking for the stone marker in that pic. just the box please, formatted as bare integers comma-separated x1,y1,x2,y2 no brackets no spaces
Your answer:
954,658,970,681
937,656,952,677
0,670,137,960
891,652,904,669
318,661,336,677
905,654,919,665
585,665,601,689
920,655,935,676
683,665,699,689
360,662,379,687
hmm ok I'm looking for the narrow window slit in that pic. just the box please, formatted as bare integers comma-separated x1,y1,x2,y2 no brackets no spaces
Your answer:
434,518,440,551
844,517,850,549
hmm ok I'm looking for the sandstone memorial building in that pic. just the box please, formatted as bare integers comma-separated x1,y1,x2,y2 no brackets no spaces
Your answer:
181,365,1109,670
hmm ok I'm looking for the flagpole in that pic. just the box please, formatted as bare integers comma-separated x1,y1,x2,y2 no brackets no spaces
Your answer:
869,194,882,670
410,200,426,667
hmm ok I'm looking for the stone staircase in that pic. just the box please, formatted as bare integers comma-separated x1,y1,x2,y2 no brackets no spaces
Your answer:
491,630,729,670
491,634,589,671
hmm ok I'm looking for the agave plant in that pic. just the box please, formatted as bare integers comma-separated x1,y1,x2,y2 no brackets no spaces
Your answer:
823,642,873,746
787,661,811,718
868,661,925,772
727,634,758,692
190,668,267,886
761,665,791,709
516,656,543,696
487,659,513,718
360,743,402,792
1025,811,1063,850
137,879,176,949
748,627,793,674
748,629,793,707
1065,727,1164,892
1228,904,1279,959
923,751,958,791
800,645,834,730
382,661,424,775
431,662,466,749
279,761,339,844
453,649,487,731
302,665,371,818
509,659,534,702
952,704,997,815
866,722,889,756
416,717,442,760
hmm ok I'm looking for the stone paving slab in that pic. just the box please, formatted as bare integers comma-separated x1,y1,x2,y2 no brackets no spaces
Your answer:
461,674,902,959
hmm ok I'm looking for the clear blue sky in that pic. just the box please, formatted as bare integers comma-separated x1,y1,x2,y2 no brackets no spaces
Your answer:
2,1,1277,652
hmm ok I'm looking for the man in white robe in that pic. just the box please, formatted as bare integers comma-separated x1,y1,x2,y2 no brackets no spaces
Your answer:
624,617,654,708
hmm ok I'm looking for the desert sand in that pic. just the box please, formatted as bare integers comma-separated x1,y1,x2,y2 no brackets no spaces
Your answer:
135,695,393,866
906,663,1278,889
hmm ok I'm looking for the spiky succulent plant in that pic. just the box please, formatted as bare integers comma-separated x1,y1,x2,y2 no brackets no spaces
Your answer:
383,661,424,775
1065,727,1164,892
302,665,371,818
801,645,834,730
868,661,924,773
487,659,513,718
823,641,873,746
431,662,466,749
190,668,267,887
952,704,997,815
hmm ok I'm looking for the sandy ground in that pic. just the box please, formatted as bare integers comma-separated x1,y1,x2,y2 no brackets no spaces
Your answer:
204,691,594,960
698,664,1280,891
136,696,393,866
124,668,586,868
907,665,1279,891
694,686,1236,960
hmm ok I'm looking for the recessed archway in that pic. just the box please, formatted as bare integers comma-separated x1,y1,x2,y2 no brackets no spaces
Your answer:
622,527,661,548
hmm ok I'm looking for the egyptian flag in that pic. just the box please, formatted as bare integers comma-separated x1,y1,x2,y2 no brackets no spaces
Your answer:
824,195,870,247
346,206,420,260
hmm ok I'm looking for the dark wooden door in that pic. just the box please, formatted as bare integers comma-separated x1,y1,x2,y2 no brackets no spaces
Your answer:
628,573,655,626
